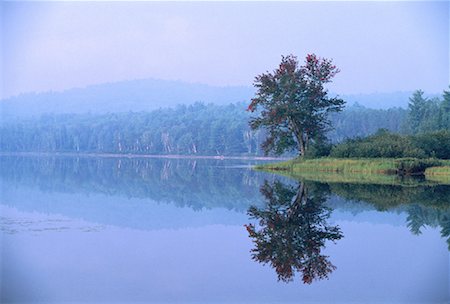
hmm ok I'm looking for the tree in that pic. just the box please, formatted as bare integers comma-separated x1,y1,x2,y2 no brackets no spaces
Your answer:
440,86,450,130
247,54,345,156
407,90,427,128
406,90,440,133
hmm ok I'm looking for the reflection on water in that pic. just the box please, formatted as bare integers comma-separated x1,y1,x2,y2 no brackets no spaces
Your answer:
1,155,449,247
245,180,343,283
0,156,266,211
1,155,449,302
329,182,450,249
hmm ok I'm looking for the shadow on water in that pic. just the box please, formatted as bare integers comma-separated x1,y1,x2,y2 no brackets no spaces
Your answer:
245,179,343,284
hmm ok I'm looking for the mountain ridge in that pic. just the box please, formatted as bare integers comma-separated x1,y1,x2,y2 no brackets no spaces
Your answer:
1,78,434,120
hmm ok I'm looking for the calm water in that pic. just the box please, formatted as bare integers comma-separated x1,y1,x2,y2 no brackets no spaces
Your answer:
0,156,449,303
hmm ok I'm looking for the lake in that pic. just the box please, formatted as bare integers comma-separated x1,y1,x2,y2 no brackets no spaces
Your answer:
1,156,449,303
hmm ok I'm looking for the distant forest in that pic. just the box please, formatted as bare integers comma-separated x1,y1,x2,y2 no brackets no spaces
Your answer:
0,79,428,120
1,89,448,156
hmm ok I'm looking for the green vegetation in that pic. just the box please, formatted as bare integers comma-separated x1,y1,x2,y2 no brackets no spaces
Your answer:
248,54,344,156
330,129,450,159
257,87,450,180
0,103,263,156
0,103,407,156
1,87,448,164
405,89,450,134
425,166,450,183
257,157,449,185
258,157,443,175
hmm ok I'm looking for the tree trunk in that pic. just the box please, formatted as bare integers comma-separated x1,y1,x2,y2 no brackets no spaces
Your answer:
290,120,306,157
298,138,305,157
304,132,309,153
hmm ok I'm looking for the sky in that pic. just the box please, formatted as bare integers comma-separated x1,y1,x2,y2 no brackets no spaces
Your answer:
1,1,449,99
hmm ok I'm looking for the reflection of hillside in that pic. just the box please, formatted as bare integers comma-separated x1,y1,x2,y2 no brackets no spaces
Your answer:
0,156,268,211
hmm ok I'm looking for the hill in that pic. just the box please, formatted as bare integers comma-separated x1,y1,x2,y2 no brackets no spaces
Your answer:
1,78,432,120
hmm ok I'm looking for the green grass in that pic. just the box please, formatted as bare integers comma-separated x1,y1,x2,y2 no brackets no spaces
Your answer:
257,157,442,174
425,166,450,183
256,157,450,185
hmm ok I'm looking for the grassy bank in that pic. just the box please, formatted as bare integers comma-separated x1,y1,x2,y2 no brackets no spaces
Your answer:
256,157,450,184
425,166,450,183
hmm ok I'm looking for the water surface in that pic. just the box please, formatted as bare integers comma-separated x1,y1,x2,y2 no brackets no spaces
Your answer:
1,156,449,303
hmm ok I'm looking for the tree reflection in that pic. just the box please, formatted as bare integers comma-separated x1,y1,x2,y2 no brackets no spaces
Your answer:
406,204,450,250
330,182,450,250
245,180,343,283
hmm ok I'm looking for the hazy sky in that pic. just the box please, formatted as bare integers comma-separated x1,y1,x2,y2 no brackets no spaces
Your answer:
1,1,449,99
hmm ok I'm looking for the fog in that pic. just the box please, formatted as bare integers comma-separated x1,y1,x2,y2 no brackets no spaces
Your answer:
2,1,449,104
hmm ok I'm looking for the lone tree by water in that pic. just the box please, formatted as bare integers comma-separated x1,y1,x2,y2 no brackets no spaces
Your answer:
247,54,345,156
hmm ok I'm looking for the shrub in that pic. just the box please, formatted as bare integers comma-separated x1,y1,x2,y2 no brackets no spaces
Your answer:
330,129,426,158
412,130,450,159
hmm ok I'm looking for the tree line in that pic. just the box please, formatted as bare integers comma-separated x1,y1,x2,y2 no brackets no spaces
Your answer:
1,102,408,156
328,88,450,159
0,88,447,157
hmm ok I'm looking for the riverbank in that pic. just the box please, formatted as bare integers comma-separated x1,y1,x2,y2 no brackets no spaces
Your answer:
425,166,450,183
256,157,450,184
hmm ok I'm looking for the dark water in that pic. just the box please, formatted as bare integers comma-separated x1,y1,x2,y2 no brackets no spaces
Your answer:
1,156,449,303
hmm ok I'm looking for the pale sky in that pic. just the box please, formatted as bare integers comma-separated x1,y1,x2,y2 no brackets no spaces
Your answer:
1,1,449,99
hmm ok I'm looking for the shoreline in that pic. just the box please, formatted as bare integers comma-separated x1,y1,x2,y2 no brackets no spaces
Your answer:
255,157,450,184
0,151,289,161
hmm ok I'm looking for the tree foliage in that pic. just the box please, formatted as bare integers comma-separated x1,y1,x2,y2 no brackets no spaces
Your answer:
404,88,450,134
440,87,450,130
247,54,345,156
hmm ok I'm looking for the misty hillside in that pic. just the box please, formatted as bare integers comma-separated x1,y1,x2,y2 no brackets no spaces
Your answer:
1,79,254,120
0,78,425,120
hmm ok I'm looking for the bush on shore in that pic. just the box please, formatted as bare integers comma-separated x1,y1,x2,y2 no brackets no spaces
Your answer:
329,129,450,159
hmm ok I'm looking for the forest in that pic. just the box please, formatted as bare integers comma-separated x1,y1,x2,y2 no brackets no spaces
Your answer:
0,89,448,157
330,89,450,159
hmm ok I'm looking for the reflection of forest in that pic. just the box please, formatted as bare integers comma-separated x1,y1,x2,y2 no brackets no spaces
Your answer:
329,182,450,249
1,156,449,249
246,179,450,283
0,156,268,211
245,180,343,283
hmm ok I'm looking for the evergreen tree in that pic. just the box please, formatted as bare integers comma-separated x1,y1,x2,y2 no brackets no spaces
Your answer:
440,86,450,130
